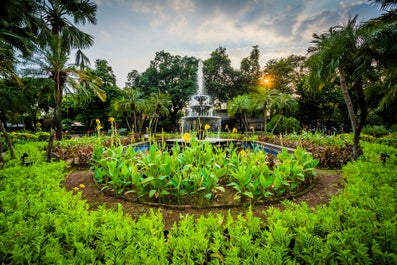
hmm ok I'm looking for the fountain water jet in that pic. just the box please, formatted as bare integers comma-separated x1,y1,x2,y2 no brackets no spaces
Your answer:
181,60,221,140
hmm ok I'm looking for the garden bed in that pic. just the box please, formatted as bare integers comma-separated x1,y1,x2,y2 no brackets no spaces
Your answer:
65,169,343,229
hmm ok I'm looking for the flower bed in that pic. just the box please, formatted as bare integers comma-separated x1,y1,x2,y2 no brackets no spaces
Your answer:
91,139,319,206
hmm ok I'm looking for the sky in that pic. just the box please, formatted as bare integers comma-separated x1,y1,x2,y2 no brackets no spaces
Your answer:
80,0,384,87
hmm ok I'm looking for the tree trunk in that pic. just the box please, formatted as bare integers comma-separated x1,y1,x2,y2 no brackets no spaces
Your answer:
271,115,283,135
53,71,66,141
262,103,268,135
0,122,15,159
0,132,3,158
353,77,367,158
46,129,55,162
339,69,360,159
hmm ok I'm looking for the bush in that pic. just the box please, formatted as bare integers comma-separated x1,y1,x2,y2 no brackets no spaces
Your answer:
361,125,389,137
8,131,50,143
259,132,353,168
267,115,301,134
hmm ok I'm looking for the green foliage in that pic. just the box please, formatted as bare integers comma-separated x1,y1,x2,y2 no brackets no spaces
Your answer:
268,114,302,134
1,141,396,263
9,131,50,143
3,141,47,167
362,125,389,137
92,140,318,204
260,132,354,168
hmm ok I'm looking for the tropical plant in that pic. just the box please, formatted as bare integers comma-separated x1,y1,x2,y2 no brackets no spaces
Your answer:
305,17,370,159
145,91,172,133
29,0,100,141
0,0,39,80
255,87,280,133
111,88,144,132
227,94,259,132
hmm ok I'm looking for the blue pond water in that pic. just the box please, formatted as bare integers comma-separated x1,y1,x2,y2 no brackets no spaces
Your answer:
132,140,286,156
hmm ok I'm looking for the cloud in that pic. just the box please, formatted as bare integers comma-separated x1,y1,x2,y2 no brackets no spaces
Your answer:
294,10,341,42
80,0,383,87
98,30,113,42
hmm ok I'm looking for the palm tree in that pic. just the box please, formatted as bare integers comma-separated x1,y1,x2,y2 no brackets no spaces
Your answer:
227,94,258,132
112,89,144,132
33,0,98,140
0,0,40,83
305,17,369,159
362,0,397,113
256,86,280,134
145,91,172,133
27,36,104,138
270,93,298,134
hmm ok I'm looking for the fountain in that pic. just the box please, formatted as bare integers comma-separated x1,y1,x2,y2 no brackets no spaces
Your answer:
181,60,221,140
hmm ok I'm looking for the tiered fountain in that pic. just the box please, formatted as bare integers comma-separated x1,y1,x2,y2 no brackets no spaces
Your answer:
181,60,221,140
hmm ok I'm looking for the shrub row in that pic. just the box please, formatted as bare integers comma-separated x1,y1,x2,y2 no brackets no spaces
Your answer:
259,132,354,168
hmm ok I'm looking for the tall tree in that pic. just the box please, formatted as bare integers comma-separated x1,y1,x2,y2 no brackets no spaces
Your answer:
71,59,119,131
33,0,98,141
137,51,197,130
305,17,369,159
94,59,116,87
362,0,397,123
204,46,239,103
239,45,261,93
125,70,140,89
262,55,306,94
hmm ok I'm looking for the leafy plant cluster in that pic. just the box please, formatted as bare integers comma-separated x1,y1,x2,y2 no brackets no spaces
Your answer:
52,135,143,166
259,132,354,168
361,127,397,148
267,114,302,134
9,131,50,143
0,142,396,263
361,125,390,137
91,140,318,205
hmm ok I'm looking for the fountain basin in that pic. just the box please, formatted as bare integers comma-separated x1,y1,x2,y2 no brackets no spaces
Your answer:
131,139,295,155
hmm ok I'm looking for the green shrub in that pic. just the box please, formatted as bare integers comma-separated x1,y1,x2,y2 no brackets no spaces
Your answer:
259,132,353,168
267,115,302,134
361,125,389,137
8,131,50,143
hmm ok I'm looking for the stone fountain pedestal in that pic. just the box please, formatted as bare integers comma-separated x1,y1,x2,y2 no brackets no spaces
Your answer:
181,60,221,139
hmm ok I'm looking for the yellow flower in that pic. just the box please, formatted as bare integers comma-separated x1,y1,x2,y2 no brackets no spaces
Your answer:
96,119,101,125
239,150,247,157
204,124,210,131
72,187,79,191
79,184,86,189
232,128,238,133
250,126,254,130
108,117,115,123
182,133,191,142
96,125,103,130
